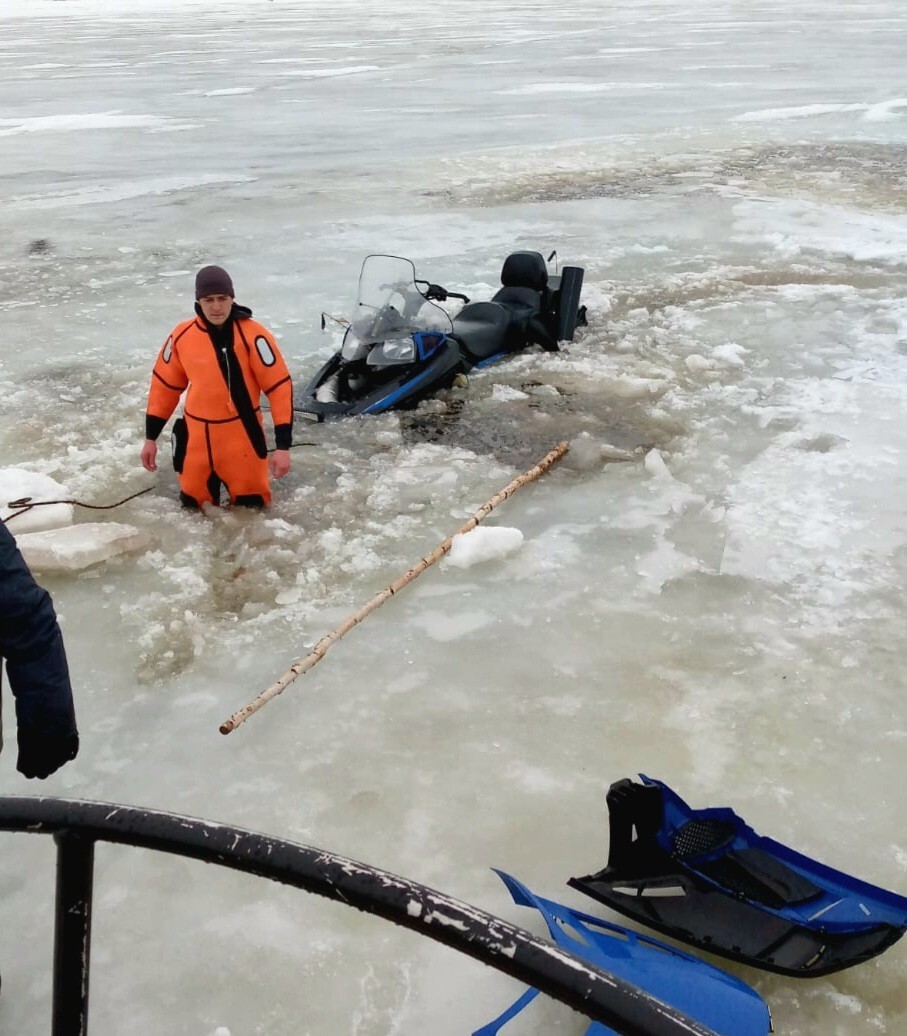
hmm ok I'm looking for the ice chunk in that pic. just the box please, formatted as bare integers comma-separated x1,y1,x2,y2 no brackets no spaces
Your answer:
685,353,712,371
644,449,673,480
15,523,152,573
713,342,749,367
491,384,529,402
567,434,633,471
601,443,636,461
0,468,73,532
635,537,703,591
521,383,556,398
444,525,524,568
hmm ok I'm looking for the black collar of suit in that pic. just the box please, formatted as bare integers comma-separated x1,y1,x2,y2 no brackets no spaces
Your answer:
194,303,267,459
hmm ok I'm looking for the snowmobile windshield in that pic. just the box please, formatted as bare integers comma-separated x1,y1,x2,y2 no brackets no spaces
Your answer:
342,255,453,366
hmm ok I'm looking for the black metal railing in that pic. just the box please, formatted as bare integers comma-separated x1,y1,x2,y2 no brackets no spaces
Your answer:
0,797,718,1036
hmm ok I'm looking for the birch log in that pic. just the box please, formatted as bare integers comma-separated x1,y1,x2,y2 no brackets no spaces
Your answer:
220,441,569,734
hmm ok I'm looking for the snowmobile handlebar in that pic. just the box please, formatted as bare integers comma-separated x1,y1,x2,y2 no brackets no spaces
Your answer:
415,279,470,304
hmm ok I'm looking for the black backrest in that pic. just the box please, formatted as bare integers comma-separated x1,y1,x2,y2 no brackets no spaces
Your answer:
500,251,548,291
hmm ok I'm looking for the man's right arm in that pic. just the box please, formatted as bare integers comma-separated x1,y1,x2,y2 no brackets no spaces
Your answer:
140,437,159,472
142,327,189,470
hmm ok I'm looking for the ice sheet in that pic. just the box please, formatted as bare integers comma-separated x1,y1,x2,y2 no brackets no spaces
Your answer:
1,2,905,1035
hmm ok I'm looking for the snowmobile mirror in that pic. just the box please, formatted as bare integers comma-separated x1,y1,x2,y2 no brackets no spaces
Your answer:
320,312,350,332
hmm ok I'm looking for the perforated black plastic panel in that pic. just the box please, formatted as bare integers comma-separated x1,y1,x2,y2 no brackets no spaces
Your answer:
671,820,736,860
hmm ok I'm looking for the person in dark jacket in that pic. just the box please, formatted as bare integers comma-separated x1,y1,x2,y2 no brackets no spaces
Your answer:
0,522,79,779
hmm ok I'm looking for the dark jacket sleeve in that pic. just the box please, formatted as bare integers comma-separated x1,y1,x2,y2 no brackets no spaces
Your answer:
0,523,78,738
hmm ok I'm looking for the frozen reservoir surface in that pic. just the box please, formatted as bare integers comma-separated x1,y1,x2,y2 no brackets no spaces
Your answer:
1,0,906,1032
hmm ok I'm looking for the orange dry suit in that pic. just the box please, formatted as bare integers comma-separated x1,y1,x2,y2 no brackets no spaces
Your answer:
144,303,293,508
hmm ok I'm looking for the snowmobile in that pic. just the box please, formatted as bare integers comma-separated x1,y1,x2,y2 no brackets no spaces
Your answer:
296,250,585,421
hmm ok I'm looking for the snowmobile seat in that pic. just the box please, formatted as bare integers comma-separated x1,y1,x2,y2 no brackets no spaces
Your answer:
493,285,543,315
451,300,522,362
492,251,549,315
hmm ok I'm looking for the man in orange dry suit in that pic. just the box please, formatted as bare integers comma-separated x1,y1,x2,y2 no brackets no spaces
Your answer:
140,265,293,508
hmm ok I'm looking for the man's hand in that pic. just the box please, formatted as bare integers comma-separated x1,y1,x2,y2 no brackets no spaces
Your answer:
17,727,80,780
140,439,158,472
269,449,290,478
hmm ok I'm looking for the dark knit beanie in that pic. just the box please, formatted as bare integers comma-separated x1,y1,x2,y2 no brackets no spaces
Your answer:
195,265,234,299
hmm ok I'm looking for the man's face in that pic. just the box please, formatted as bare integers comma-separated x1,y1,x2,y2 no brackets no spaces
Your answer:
198,294,232,326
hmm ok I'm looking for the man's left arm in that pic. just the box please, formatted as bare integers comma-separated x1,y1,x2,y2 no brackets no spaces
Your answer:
0,524,79,778
249,326,293,477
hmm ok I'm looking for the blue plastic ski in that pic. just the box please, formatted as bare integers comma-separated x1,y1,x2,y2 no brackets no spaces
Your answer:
474,870,771,1035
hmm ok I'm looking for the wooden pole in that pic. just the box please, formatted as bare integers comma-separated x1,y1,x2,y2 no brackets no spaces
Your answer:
220,442,569,734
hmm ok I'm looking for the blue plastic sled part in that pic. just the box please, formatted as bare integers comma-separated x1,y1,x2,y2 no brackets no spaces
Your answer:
570,775,907,977
474,870,771,1036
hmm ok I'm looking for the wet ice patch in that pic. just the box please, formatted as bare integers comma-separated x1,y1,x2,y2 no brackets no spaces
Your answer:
733,99,907,123
503,760,571,794
0,112,179,136
500,81,665,95
517,523,584,576
7,173,253,211
732,197,907,265
280,65,380,78
411,608,494,641
821,991,863,1015
733,102,870,122
203,87,256,97
720,377,907,601
444,525,524,569
204,900,335,956
864,98,907,122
